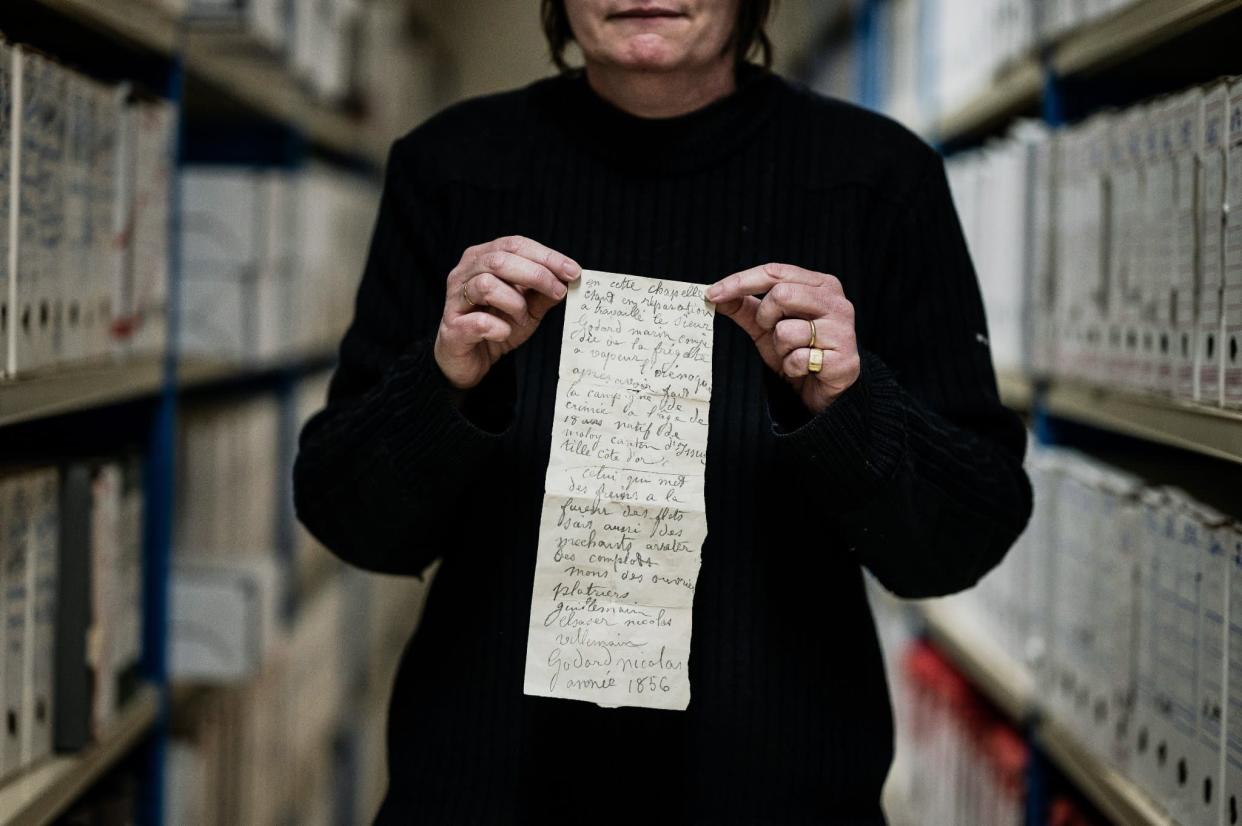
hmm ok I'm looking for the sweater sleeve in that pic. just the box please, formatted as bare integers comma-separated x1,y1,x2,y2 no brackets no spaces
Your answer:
292,139,513,576
772,153,1033,599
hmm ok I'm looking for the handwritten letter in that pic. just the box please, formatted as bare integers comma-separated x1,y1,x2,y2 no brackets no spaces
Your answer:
523,270,714,710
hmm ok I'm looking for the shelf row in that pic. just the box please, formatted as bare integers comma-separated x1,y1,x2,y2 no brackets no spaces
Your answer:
0,349,337,428
56,0,1242,160
935,0,1242,142
3,358,1239,475
996,371,1242,467
919,601,1173,826
30,0,383,168
0,684,159,826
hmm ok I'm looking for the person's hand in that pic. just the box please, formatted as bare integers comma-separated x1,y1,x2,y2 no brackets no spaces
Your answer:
434,236,581,390
707,263,860,415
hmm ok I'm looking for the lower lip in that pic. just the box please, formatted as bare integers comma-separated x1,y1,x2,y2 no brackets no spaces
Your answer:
608,13,686,21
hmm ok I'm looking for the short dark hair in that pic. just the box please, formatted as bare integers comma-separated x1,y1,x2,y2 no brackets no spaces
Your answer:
540,0,775,72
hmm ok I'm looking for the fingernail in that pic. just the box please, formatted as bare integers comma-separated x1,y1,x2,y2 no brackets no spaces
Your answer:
705,287,720,301
564,261,582,280
556,285,567,299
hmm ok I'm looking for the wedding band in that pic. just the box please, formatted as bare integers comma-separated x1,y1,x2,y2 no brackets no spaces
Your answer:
808,347,824,374
807,319,817,349
463,281,478,307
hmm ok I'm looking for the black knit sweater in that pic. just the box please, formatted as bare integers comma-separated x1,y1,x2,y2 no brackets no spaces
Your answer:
293,66,1033,825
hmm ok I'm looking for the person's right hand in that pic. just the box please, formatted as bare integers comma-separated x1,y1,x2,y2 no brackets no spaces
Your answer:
434,236,581,390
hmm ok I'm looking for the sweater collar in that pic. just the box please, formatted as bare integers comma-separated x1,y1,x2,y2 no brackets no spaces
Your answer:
533,63,783,175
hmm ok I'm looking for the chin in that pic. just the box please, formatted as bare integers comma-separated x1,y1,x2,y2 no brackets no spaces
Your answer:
613,35,690,71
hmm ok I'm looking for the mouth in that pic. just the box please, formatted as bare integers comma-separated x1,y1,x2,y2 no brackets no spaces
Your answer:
608,5,687,20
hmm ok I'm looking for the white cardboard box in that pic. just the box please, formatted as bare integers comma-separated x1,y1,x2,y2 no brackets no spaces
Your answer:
1190,512,1230,826
23,469,57,768
1151,99,1179,395
0,43,11,379
128,98,174,359
1,475,30,778
1115,110,1149,390
1224,524,1242,825
1161,493,1205,823
170,556,279,683
1172,89,1205,402
1133,489,1174,807
1197,83,1229,406
90,83,122,362
1223,81,1242,408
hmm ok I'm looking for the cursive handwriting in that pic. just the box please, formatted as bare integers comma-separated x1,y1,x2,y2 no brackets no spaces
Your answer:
524,271,714,710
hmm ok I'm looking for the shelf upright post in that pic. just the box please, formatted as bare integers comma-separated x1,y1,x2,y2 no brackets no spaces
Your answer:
137,24,188,826
855,0,885,111
275,365,299,624
1040,53,1067,129
1020,54,1071,826
1031,55,1066,455
1025,725,1051,826
274,119,308,623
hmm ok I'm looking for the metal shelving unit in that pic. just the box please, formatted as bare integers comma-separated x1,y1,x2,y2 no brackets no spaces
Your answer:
919,601,1035,722
0,685,161,826
917,605,1176,826
935,57,1043,144
933,0,1242,143
178,348,338,391
991,370,1242,465
26,0,381,169
1051,0,1242,76
182,28,383,169
919,0,1242,785
32,0,179,54
996,369,1036,413
0,4,358,825
1043,382,1242,466
0,349,338,428
0,358,166,428
1036,717,1175,826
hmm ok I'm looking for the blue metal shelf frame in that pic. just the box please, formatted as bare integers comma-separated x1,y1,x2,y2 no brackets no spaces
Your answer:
855,0,887,111
137,28,187,826
0,6,360,824
845,2,1121,823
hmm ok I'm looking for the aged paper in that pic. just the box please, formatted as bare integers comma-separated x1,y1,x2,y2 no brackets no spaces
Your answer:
523,270,714,710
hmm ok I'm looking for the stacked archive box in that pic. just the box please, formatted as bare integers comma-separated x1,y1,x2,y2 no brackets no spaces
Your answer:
167,373,429,826
165,567,427,826
948,77,1242,409
0,0,402,822
937,442,1242,826
0,459,146,784
819,0,1147,135
180,163,378,363
0,18,185,820
187,0,362,103
895,638,1030,826
0,39,175,380
870,588,1107,825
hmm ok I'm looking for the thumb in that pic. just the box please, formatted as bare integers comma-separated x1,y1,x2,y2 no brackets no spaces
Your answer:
715,295,764,341
717,296,783,374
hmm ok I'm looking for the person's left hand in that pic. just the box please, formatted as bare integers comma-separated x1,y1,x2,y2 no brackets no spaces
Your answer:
706,263,860,415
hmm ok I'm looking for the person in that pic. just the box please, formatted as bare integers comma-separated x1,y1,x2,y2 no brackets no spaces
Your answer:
293,0,1033,822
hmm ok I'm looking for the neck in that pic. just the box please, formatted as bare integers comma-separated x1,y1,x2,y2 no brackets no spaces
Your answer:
583,59,737,119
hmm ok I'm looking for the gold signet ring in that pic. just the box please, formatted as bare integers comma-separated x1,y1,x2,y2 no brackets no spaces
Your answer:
808,347,824,374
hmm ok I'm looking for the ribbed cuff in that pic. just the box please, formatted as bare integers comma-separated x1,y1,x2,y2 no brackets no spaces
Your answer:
763,369,814,432
371,341,514,495
771,351,908,505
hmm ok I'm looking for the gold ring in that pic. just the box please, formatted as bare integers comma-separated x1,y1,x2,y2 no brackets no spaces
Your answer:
463,281,478,307
807,319,817,349
808,347,824,374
